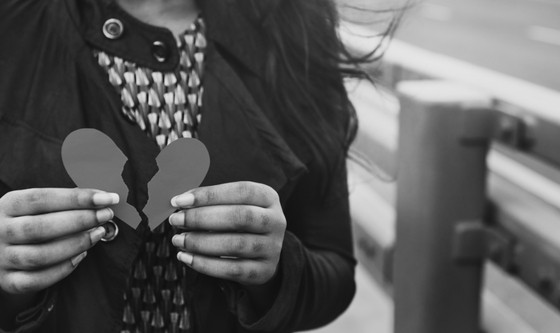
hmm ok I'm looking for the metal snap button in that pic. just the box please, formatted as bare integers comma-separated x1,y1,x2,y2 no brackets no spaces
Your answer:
152,41,170,63
102,18,124,40
101,220,119,242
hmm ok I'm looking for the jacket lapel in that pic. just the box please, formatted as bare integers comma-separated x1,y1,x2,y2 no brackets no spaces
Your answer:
198,42,306,194
74,49,161,216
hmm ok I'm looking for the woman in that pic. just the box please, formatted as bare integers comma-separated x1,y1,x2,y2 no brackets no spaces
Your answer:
0,0,368,332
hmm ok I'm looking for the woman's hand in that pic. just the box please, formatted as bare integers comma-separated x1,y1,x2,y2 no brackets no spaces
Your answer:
169,181,286,286
0,188,117,295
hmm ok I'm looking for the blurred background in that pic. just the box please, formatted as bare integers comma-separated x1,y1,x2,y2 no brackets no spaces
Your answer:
308,1,560,333
395,0,560,91
339,0,560,90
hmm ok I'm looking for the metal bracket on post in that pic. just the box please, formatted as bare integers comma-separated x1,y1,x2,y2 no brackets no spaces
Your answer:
493,110,532,149
452,221,487,263
453,221,514,266
460,107,532,149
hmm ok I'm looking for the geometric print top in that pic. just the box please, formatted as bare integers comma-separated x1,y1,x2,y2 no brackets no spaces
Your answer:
93,16,205,149
93,17,206,333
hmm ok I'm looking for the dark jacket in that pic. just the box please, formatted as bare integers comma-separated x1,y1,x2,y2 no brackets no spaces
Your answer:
0,0,356,332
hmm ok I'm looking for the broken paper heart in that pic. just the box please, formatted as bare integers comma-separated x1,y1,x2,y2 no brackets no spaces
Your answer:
61,129,210,230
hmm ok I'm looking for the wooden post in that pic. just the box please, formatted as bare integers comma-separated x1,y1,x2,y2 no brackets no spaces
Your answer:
393,80,494,333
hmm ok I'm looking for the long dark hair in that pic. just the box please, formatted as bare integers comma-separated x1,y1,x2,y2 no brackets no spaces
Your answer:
240,0,401,192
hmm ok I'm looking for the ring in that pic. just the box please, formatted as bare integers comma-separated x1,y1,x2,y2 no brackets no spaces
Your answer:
101,220,119,242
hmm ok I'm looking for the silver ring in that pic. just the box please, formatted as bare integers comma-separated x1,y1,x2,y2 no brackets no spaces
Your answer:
101,220,119,242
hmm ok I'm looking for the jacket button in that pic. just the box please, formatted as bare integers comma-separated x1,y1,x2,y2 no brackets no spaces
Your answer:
101,220,119,242
102,18,124,40
152,41,170,62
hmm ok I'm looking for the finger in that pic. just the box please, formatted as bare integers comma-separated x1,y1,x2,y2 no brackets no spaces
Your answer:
176,252,276,285
171,232,269,259
2,188,119,217
169,205,274,233
2,227,106,270
4,208,114,244
171,182,279,209
1,252,88,295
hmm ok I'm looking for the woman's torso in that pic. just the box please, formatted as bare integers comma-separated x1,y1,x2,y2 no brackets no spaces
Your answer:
0,0,308,332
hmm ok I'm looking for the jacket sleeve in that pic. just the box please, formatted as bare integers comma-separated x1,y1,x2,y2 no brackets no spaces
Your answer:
233,157,357,332
0,289,57,333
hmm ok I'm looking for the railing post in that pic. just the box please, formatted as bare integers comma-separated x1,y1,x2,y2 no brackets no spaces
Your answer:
393,80,494,333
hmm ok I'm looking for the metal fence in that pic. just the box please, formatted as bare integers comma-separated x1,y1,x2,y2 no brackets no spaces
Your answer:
342,23,560,333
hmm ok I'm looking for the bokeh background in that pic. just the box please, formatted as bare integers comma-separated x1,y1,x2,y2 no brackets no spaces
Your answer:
309,1,560,332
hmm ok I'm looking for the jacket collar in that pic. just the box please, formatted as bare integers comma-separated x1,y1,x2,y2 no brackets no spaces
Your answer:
64,0,266,76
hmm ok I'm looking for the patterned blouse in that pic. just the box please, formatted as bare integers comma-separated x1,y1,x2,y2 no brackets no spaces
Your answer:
93,16,206,333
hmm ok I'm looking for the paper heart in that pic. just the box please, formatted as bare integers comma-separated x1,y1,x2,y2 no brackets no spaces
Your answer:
61,129,210,230
61,129,142,228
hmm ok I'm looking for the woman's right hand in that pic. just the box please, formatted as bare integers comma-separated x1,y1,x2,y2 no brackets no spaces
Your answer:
0,188,118,295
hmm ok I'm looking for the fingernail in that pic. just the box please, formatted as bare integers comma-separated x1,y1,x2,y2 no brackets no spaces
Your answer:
168,212,183,226
89,226,107,243
96,208,114,223
177,252,193,266
171,193,194,208
71,252,87,267
92,192,120,206
171,234,184,248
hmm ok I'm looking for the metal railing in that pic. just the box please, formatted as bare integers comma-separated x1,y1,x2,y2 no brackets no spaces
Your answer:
342,23,560,333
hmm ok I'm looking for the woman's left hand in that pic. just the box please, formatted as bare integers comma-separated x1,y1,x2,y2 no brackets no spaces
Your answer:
169,181,286,286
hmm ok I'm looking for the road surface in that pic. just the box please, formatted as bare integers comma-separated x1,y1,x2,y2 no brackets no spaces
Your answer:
338,0,560,91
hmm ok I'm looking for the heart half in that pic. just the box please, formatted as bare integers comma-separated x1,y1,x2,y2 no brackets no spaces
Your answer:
143,137,210,230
